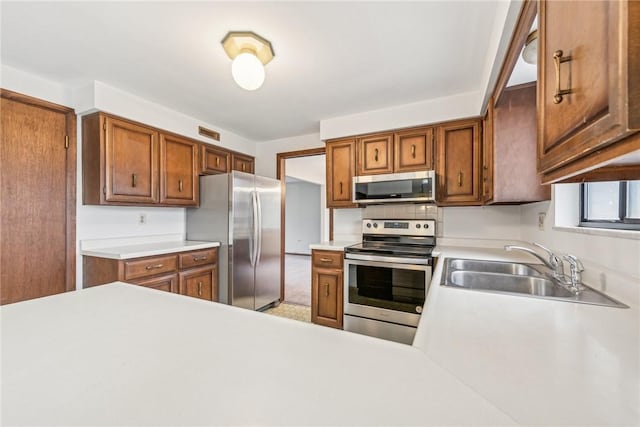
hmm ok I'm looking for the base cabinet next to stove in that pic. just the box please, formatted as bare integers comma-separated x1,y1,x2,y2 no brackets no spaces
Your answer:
311,250,343,329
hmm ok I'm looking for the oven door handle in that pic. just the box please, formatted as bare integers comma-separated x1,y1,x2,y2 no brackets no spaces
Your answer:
345,253,431,267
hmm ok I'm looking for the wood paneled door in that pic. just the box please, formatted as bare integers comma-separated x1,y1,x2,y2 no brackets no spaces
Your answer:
357,133,394,175
0,89,76,304
159,133,199,206
394,127,434,172
436,119,482,206
537,0,640,182
326,138,357,208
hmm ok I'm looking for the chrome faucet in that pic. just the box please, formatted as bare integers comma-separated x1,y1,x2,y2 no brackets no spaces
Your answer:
563,254,585,293
504,242,564,279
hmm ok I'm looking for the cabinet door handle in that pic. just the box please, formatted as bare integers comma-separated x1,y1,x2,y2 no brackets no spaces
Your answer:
457,172,463,187
178,180,183,192
193,256,208,262
411,144,416,158
198,281,203,296
374,148,379,162
216,157,220,166
131,174,137,188
242,163,246,172
339,182,343,194
553,50,573,104
324,283,329,297
145,264,164,270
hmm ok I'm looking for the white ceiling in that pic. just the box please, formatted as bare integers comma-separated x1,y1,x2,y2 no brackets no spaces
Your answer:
1,1,506,141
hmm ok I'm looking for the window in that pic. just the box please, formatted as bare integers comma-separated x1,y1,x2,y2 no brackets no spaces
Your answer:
580,181,640,230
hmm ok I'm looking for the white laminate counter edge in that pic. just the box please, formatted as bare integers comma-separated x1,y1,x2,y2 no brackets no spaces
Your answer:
309,241,357,251
80,241,220,260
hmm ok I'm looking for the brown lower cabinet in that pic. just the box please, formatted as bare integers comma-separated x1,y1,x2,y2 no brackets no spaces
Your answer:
311,250,343,329
83,247,218,301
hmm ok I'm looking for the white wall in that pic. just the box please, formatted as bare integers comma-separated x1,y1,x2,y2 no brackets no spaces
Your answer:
520,188,640,305
285,181,321,255
1,64,72,106
319,91,482,140
254,132,323,178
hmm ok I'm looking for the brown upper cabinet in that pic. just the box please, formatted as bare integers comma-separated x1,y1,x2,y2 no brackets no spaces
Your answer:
394,127,435,172
537,0,640,183
484,85,550,204
231,152,255,174
326,138,357,208
436,119,482,206
84,114,159,205
200,144,230,175
83,112,197,206
159,133,199,206
357,133,394,175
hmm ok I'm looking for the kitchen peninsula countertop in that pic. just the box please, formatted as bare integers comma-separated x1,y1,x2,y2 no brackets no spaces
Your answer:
3,245,638,425
2,283,515,426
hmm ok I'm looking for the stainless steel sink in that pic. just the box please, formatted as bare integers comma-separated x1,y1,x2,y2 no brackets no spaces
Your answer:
449,259,542,277
441,258,628,308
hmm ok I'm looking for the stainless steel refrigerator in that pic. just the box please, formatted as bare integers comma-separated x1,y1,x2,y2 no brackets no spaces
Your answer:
186,171,281,311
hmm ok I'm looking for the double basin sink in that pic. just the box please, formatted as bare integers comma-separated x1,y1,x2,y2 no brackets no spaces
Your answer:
440,258,628,308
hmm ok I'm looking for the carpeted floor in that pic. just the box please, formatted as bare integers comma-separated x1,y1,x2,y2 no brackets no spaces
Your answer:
264,303,311,323
284,253,312,306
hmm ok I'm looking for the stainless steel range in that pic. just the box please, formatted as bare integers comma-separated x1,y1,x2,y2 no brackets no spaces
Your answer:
344,219,435,345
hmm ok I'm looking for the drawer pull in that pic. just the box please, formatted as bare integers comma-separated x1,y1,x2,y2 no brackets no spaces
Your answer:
178,180,183,192
145,264,164,270
193,256,208,262
320,257,333,263
198,281,203,296
552,50,572,104
324,283,330,297
457,172,463,187
411,144,416,158
131,173,137,188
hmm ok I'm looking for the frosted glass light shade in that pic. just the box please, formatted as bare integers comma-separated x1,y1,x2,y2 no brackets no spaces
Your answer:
522,30,538,64
231,52,265,91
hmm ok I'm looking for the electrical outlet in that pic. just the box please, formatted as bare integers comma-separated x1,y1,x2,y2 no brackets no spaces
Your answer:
537,212,546,230
139,214,147,224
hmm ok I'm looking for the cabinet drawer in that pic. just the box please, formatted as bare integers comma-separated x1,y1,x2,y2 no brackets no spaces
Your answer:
179,248,217,269
312,250,343,269
123,254,178,280
130,273,178,293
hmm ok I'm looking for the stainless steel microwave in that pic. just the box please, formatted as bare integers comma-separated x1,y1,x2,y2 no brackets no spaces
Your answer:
352,170,436,204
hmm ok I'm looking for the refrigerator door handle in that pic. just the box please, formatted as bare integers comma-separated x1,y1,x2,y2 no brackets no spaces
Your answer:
249,190,259,267
255,191,263,265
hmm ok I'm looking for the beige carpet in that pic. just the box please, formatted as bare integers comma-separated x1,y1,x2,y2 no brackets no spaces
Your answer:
264,303,311,323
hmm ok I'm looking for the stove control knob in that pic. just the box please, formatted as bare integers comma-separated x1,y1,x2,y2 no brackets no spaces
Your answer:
416,306,423,314
373,222,378,228
416,224,421,229
424,223,429,229
366,223,372,228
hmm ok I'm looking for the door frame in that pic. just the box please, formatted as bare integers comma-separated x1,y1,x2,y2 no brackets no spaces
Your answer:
276,147,327,303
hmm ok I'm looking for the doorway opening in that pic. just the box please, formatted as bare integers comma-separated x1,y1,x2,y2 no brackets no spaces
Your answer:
276,148,328,310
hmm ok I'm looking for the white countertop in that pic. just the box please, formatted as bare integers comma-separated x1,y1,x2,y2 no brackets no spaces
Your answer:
1,283,515,426
309,240,357,251
80,240,220,259
414,245,640,426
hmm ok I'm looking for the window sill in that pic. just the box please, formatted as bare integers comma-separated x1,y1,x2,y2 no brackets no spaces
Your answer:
552,225,640,240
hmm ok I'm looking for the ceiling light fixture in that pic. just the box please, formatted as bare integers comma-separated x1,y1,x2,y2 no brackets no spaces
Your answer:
221,31,275,91
522,29,538,65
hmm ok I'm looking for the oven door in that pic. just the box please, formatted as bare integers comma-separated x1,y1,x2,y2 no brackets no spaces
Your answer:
343,254,431,327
